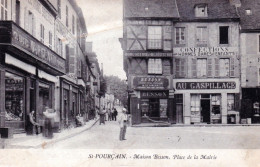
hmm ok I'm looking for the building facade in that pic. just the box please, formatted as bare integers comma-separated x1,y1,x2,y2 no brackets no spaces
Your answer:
239,0,260,123
0,0,93,137
122,0,179,124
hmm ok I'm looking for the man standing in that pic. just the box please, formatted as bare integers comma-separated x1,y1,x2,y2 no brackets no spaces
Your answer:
118,108,128,141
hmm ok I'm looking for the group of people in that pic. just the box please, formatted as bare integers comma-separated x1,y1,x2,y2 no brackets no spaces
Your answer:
97,107,118,125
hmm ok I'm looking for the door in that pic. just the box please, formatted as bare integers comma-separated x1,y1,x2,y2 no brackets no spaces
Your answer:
149,99,160,117
176,104,183,123
201,99,210,123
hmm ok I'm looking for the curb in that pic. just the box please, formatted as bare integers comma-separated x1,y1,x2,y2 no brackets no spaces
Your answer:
132,124,260,128
4,119,99,149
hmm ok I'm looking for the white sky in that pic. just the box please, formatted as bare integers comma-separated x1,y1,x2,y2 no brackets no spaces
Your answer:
77,0,126,80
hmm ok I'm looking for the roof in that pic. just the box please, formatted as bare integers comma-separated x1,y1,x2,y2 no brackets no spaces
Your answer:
239,0,260,31
124,0,179,18
176,0,239,21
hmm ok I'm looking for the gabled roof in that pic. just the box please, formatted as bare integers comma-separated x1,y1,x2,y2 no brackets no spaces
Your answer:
239,0,260,31
124,0,179,19
176,0,239,21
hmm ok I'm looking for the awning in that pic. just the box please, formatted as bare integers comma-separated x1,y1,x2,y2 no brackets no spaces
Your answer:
38,69,58,83
5,53,36,75
78,79,86,87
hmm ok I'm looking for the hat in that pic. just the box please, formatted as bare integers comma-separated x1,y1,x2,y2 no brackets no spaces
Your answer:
122,108,127,112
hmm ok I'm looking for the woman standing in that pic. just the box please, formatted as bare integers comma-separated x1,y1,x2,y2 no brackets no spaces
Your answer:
118,108,128,141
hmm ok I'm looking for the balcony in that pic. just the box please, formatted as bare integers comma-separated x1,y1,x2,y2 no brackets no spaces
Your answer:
0,21,66,76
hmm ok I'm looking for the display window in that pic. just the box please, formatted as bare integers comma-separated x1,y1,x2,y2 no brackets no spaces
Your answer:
191,94,200,123
5,72,25,121
159,99,168,118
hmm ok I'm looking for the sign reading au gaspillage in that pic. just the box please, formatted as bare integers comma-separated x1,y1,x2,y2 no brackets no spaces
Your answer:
133,77,169,89
176,82,236,90
173,47,238,57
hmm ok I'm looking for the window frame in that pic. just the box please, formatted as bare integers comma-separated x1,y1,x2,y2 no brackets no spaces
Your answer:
49,31,53,49
219,58,230,77
196,58,207,78
147,26,163,50
175,27,186,45
196,26,208,46
148,58,162,74
66,5,69,27
0,0,8,20
219,26,229,45
72,15,75,34
40,24,45,43
227,94,235,111
195,4,208,17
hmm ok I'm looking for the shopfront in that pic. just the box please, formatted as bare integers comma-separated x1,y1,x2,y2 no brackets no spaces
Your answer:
173,79,240,124
0,22,65,137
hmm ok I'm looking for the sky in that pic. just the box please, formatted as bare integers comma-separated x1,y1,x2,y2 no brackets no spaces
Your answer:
77,0,126,80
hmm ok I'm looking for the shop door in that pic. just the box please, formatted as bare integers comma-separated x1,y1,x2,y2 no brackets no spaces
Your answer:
176,104,183,123
201,99,210,123
63,89,69,125
149,99,160,117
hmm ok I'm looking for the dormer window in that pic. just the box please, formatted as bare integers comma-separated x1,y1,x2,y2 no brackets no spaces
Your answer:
195,4,208,17
245,9,252,15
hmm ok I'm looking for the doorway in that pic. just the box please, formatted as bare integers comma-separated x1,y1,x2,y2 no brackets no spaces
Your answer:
149,99,160,117
201,99,210,123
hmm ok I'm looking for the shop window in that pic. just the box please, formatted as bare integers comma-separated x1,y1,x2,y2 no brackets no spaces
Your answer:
160,99,168,118
191,94,200,120
5,72,24,121
148,26,162,49
195,4,208,17
197,58,207,77
141,99,149,117
148,58,162,74
219,26,229,44
227,94,235,111
175,27,185,45
39,83,51,115
219,58,230,77
196,27,208,46
0,0,8,20
211,94,221,115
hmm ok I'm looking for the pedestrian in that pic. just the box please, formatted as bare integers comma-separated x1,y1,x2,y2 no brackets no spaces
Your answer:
43,107,55,139
99,107,106,125
95,106,99,120
28,110,41,135
113,108,118,121
105,108,108,121
108,108,112,121
118,108,128,141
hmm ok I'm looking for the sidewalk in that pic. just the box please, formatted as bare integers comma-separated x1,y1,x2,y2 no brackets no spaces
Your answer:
132,123,260,127
1,119,99,149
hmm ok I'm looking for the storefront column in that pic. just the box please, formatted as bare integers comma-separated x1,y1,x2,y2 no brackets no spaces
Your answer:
168,97,174,124
35,80,40,123
221,93,228,124
184,93,191,125
0,69,5,128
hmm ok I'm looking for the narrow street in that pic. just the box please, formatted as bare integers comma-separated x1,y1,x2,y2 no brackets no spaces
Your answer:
47,115,260,149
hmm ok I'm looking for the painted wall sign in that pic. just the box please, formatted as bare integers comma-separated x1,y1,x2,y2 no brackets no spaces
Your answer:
141,91,169,98
12,25,66,73
173,47,238,57
125,52,173,57
133,77,169,89
176,82,236,90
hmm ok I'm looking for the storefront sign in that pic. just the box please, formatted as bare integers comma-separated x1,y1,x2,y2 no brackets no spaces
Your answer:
133,77,169,89
173,47,238,57
141,91,169,98
125,52,173,57
176,82,236,90
12,25,66,73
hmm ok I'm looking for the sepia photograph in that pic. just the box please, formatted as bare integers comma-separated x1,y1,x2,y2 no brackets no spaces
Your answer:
0,0,260,166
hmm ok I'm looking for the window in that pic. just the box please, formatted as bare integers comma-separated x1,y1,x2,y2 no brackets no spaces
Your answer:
57,0,61,18
245,9,252,15
148,26,162,49
28,11,34,35
196,27,207,46
66,6,68,27
219,58,230,77
148,58,162,74
56,37,63,57
40,24,45,43
15,0,20,25
49,31,53,49
175,27,185,45
219,26,229,44
211,94,221,115
175,59,186,78
72,15,75,34
197,58,207,77
227,94,235,111
5,72,24,121
0,0,7,20
195,4,208,17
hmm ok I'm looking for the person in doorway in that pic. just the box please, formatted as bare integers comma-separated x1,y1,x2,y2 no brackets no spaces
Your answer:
118,108,128,141
43,107,55,139
28,110,41,135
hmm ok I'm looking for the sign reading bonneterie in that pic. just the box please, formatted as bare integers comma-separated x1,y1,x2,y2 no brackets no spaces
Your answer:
12,25,65,73
173,47,238,57
176,82,236,90
133,77,169,89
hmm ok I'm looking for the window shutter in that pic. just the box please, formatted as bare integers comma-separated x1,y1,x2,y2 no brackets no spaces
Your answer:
215,58,219,77
230,58,235,77
207,58,213,77
192,58,197,78
234,93,240,111
24,8,28,31
175,59,180,78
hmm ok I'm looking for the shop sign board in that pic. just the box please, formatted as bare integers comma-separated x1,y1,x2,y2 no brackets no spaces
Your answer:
173,47,238,57
12,25,66,73
125,52,173,57
176,82,236,90
141,91,169,98
133,76,169,90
